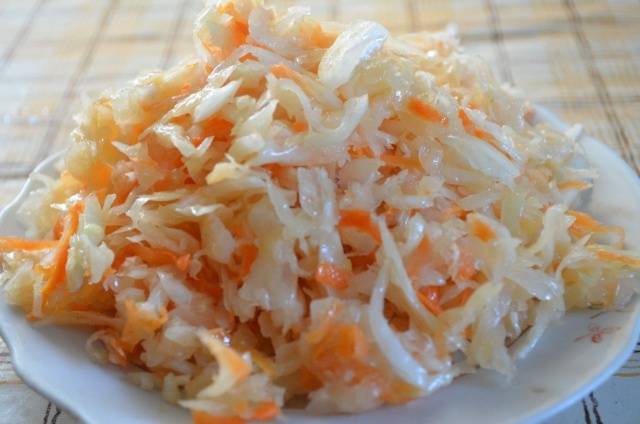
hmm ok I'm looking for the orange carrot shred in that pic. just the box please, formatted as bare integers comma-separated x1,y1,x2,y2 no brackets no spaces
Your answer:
458,108,493,142
349,252,376,271
191,400,279,424
121,299,168,350
250,401,280,420
408,97,448,125
315,262,350,290
302,20,336,49
290,120,308,133
348,145,375,159
238,52,258,62
558,180,592,191
381,153,422,170
198,117,234,142
53,216,65,239
299,367,323,391
192,411,244,424
87,160,112,190
381,378,422,405
176,254,191,272
417,286,442,316
469,218,495,242
590,247,640,268
338,209,381,244
231,20,249,45
441,204,468,221
566,210,624,243
113,244,189,272
0,238,58,252
270,64,300,81
309,323,371,385
333,325,368,359
261,163,292,187
41,201,84,303
236,243,258,278
312,324,367,365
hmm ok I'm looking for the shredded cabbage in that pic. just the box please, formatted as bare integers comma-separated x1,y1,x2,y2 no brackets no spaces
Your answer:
1,0,640,422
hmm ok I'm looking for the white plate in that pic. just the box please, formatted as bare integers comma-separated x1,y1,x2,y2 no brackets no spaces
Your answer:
1,107,640,424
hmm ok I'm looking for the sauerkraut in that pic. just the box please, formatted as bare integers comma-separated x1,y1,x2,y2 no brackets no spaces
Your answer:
1,0,640,422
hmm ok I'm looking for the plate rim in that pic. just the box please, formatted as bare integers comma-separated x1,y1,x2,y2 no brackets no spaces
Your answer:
1,106,639,424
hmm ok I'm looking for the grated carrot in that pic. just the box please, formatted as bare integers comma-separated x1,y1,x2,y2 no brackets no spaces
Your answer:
250,401,280,420
441,204,468,221
380,153,422,170
380,378,421,405
270,64,301,81
338,209,381,244
41,201,84,303
408,97,448,125
216,2,238,16
230,20,249,45
458,108,493,142
416,286,442,316
315,262,350,290
558,180,592,191
191,401,279,424
176,254,191,272
301,21,335,49
197,116,234,143
121,299,168,350
349,252,376,271
236,243,258,278
87,160,112,190
188,267,223,300
0,238,58,252
567,210,624,244
469,217,495,242
348,145,375,159
53,215,65,239
313,325,373,387
192,411,244,424
113,244,190,272
311,324,369,377
289,119,308,133
261,163,293,188
299,366,323,391
589,247,640,268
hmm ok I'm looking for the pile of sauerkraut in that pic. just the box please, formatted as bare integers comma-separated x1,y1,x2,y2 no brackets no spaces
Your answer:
2,0,640,422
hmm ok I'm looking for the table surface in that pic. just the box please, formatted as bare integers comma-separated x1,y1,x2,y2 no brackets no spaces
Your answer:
1,0,640,423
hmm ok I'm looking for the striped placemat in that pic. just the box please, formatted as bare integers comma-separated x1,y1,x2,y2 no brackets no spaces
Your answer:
1,1,639,423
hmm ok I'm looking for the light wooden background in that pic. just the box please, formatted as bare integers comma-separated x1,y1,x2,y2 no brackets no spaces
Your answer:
1,0,640,423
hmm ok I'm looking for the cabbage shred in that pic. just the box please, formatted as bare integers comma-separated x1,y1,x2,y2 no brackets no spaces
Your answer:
1,0,639,421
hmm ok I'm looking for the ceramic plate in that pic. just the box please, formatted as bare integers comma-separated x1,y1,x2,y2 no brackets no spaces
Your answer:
1,107,639,424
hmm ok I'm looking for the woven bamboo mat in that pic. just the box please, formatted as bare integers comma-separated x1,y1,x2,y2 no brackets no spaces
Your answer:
1,0,640,422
